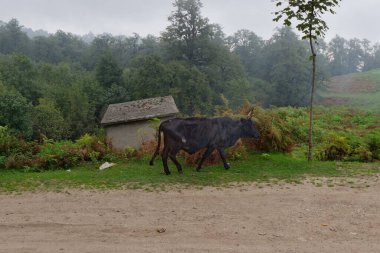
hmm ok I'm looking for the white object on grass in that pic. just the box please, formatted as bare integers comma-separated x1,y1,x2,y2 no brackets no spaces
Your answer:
99,162,116,170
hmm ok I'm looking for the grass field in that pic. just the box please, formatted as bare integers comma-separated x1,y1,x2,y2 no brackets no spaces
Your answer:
1,153,379,192
319,69,380,111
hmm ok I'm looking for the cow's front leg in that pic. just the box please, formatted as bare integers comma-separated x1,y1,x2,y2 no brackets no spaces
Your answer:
217,148,230,170
196,147,213,172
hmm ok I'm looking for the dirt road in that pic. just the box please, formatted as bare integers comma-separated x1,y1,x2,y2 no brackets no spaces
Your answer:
1,181,380,253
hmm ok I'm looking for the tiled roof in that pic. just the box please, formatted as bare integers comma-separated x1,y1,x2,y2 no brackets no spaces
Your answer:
101,96,179,125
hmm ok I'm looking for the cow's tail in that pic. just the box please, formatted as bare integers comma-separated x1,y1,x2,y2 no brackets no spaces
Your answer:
149,124,162,166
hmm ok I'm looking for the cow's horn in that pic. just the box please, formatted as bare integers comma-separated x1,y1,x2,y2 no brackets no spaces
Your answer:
247,110,253,119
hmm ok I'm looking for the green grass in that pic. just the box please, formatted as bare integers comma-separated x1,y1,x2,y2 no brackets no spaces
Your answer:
357,68,380,83
320,69,380,111
1,153,379,192
322,91,380,111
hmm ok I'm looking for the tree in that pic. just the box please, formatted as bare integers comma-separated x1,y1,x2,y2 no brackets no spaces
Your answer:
167,60,213,115
32,36,62,63
0,54,40,104
361,39,375,72
32,98,68,140
273,0,341,161
84,34,141,69
139,35,162,56
52,30,87,63
260,27,311,106
126,55,213,115
161,0,215,64
76,74,106,121
95,53,123,88
198,42,245,93
112,34,141,67
347,38,364,73
36,62,77,90
371,44,380,70
227,29,264,77
327,35,348,75
0,19,30,55
127,55,171,99
0,88,33,138
60,84,96,139
34,62,98,138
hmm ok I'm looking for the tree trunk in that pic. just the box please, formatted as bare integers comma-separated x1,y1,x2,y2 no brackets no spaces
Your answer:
308,37,316,161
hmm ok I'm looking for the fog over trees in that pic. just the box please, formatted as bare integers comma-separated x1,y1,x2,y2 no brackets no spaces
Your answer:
1,0,379,140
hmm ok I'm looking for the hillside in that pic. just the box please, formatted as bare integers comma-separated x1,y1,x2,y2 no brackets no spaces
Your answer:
319,69,380,111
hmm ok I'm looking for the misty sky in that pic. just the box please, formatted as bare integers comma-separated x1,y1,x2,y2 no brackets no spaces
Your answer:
1,0,379,42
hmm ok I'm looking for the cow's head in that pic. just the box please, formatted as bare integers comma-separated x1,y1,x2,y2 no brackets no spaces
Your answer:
240,118,260,140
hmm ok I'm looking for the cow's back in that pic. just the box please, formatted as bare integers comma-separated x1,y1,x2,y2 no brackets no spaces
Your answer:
162,118,216,147
161,117,238,149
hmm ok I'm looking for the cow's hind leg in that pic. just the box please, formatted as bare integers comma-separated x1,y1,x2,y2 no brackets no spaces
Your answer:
217,148,230,170
169,150,183,174
161,146,171,175
196,147,213,172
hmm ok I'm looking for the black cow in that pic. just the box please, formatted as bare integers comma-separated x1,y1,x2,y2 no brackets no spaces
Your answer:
149,114,260,175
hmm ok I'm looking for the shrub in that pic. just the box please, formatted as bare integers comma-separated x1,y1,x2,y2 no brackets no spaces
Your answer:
313,130,379,162
351,146,373,162
89,151,101,162
215,94,234,117
76,133,108,160
4,154,20,169
227,140,248,161
247,106,295,153
136,140,158,158
277,107,309,142
0,126,18,155
102,153,120,163
76,133,94,149
0,126,40,169
365,130,380,159
121,146,137,159
5,153,32,169
316,132,351,161
0,155,5,167
35,139,82,169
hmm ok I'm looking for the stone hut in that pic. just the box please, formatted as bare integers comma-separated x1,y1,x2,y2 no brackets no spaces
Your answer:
101,96,179,150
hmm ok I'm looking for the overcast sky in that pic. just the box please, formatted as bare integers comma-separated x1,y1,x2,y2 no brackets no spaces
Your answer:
1,0,379,43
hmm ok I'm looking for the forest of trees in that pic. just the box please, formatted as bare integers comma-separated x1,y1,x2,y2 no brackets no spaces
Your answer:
1,0,380,141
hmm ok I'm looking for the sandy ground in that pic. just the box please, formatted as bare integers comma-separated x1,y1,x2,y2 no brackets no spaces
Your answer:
1,181,380,253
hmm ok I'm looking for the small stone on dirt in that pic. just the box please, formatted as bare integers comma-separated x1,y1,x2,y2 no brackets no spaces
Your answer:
157,228,166,233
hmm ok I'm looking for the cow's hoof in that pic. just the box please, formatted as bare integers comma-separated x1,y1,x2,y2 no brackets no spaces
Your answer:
196,167,201,172
178,170,183,175
224,163,231,170
164,171,171,175
149,161,154,166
